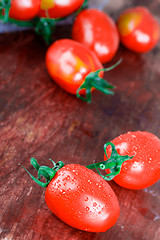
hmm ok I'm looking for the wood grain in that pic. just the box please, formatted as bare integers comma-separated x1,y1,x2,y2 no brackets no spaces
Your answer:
0,0,160,239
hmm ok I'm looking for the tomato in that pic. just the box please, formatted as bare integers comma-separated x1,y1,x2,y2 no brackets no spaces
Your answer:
117,6,160,53
8,0,41,20
46,39,116,102
72,9,120,63
24,159,120,232
104,131,160,189
39,0,84,19
46,164,119,232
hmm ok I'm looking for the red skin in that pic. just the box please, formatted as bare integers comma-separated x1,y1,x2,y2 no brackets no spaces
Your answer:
39,0,84,19
105,131,160,189
117,6,160,53
72,9,119,63
45,164,120,232
9,0,41,20
46,39,103,95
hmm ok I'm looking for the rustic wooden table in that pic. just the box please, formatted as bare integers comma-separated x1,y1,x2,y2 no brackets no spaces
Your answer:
0,0,160,239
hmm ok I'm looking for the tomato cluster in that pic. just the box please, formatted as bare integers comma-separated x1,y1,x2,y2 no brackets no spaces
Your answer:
24,131,160,232
2,0,160,234
1,2,159,101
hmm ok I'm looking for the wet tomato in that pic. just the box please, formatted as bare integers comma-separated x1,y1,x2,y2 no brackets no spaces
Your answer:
105,131,160,189
9,0,41,20
46,39,116,102
72,9,119,63
46,164,120,232
117,6,160,53
25,159,120,232
39,0,84,19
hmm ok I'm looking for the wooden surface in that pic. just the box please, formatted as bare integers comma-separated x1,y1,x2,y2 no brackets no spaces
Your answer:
0,0,160,239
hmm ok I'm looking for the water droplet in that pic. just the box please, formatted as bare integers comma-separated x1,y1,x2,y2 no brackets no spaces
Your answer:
93,202,97,207
72,170,76,173
85,207,90,211
88,180,92,184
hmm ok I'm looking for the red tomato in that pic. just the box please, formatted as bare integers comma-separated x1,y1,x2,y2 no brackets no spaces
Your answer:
72,9,120,63
117,6,160,53
9,0,41,20
46,39,103,95
105,131,160,189
45,164,120,232
39,0,84,19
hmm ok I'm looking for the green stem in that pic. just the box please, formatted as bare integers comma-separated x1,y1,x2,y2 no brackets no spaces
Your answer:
21,158,64,187
86,142,133,180
76,59,122,103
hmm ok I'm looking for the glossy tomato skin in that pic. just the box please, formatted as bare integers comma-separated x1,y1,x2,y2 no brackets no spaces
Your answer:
105,131,160,189
46,39,103,95
45,164,120,232
39,0,84,19
9,0,41,20
72,9,119,63
117,6,160,53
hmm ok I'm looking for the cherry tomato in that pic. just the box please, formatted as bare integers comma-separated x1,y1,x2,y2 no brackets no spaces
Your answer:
72,9,120,63
46,39,104,95
39,0,84,19
46,39,118,102
105,131,160,189
45,164,120,232
117,6,160,53
8,0,41,20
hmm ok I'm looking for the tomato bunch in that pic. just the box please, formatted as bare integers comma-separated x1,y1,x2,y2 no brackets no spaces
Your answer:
24,130,160,232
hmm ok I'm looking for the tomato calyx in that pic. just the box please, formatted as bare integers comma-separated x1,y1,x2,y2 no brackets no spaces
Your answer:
76,59,122,103
86,142,133,180
0,0,11,22
22,158,64,187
